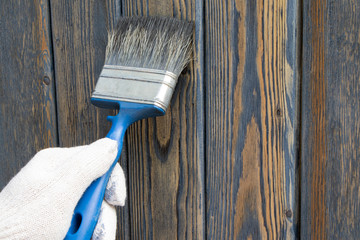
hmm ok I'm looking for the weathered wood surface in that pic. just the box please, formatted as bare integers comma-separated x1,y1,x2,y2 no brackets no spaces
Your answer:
300,0,360,239
3,0,360,239
0,0,57,190
122,0,205,239
49,1,130,239
49,0,120,146
205,0,300,239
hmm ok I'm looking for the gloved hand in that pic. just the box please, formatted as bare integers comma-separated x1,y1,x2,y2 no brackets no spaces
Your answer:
0,138,126,240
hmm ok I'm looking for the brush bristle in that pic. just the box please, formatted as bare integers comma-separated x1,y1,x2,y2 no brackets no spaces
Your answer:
105,16,193,76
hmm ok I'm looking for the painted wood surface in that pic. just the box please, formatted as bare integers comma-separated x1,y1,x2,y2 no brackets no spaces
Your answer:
122,0,206,239
2,0,359,239
0,0,57,190
48,1,130,239
205,0,300,239
49,0,120,146
300,0,360,239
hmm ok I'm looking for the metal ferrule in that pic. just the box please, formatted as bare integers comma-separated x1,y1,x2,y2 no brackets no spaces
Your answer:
91,65,178,111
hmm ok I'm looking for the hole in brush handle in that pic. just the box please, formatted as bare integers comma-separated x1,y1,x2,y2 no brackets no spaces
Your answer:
69,213,82,234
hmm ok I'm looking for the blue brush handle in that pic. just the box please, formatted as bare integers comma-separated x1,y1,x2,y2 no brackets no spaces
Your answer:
65,101,164,240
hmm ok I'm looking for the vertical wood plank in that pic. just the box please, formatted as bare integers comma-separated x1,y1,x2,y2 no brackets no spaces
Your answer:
49,1,130,239
205,0,300,239
0,0,57,189
122,0,205,239
301,0,360,239
49,0,120,146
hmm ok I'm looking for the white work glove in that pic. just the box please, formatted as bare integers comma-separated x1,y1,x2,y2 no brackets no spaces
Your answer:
0,138,126,240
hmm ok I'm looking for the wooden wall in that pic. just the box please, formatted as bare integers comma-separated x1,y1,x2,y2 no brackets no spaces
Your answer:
0,0,358,239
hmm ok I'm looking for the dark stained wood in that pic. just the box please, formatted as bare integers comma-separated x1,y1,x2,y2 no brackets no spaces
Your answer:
49,1,130,239
0,0,57,190
115,140,130,240
122,0,205,239
4,0,360,238
49,0,120,146
205,0,300,239
300,0,360,239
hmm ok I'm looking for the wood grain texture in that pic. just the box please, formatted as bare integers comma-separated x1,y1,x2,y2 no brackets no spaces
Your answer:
205,0,300,239
49,1,130,239
122,0,205,239
301,0,360,239
49,0,120,146
0,0,57,189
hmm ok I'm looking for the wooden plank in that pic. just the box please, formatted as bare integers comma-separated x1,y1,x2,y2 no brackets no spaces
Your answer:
300,0,360,239
0,0,57,189
115,140,130,240
49,0,120,146
122,0,205,239
205,0,300,239
49,1,130,239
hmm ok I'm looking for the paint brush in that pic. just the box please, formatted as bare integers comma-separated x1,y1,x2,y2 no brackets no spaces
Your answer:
65,16,193,239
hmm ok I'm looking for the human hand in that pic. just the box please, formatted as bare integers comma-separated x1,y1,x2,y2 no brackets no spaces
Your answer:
0,138,126,240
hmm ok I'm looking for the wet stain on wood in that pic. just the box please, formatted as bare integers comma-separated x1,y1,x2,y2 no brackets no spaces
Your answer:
2,0,359,239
